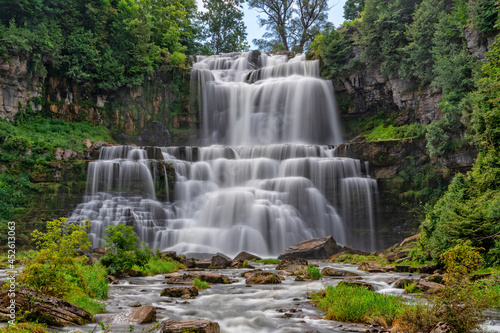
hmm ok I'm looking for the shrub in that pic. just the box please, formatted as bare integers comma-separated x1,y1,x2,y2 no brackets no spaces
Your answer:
133,257,184,276
306,265,322,280
193,278,210,290
103,224,138,252
0,323,48,333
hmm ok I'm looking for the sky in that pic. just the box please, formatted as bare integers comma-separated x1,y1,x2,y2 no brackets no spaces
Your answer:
242,0,348,49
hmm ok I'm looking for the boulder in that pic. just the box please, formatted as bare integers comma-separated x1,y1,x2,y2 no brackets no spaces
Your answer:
129,305,156,324
278,236,338,260
0,286,92,326
233,252,261,262
417,280,445,294
321,267,344,277
161,319,220,333
210,255,231,269
230,260,255,269
276,257,308,272
394,277,416,289
339,279,376,291
195,259,212,269
166,272,232,285
245,271,282,285
426,274,445,284
161,251,181,262
421,264,439,274
160,287,199,298
394,265,411,273
358,262,384,273
128,301,142,307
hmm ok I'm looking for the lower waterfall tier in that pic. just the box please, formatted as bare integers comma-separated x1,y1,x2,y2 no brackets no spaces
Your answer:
69,144,379,256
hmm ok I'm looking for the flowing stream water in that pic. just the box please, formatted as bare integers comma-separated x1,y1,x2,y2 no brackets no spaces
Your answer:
69,52,380,255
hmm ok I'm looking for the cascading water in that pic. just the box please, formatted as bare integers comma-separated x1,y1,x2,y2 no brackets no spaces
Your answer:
69,52,379,255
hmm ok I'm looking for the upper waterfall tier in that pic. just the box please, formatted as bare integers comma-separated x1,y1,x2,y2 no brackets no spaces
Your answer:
191,52,343,146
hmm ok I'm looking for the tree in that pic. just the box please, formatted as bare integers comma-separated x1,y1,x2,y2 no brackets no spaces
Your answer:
249,0,328,52
249,0,295,51
199,0,249,54
343,0,365,21
293,0,329,52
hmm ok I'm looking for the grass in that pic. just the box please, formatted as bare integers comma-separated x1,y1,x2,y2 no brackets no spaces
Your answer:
0,323,48,333
132,257,184,276
343,113,427,142
0,118,114,154
80,263,109,299
193,278,210,290
66,292,107,315
255,258,281,265
333,254,388,266
312,284,412,327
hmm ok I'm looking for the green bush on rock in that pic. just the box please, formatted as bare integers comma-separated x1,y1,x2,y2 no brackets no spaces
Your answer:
17,218,108,315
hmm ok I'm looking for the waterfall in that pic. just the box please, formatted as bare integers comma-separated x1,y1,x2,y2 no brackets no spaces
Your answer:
69,52,380,255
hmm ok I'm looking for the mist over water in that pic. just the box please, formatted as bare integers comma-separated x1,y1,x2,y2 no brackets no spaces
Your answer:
69,52,379,255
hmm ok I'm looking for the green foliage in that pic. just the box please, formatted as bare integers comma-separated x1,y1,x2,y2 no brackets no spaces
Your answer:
17,218,108,315
255,258,281,264
193,278,210,289
133,256,184,276
333,254,388,265
0,173,37,223
306,264,322,280
399,0,447,83
310,25,352,79
198,0,249,54
441,240,484,280
103,224,138,252
0,323,48,333
0,0,197,88
360,0,422,75
469,0,499,33
404,282,422,294
312,284,410,327
343,0,365,21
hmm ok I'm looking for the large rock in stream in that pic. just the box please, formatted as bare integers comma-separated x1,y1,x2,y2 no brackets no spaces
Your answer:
161,319,220,332
278,236,339,259
166,272,232,284
0,286,92,326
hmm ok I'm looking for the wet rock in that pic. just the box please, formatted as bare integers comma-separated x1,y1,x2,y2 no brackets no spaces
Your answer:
276,257,308,271
430,322,454,333
230,260,255,269
161,319,220,333
161,251,181,262
124,269,143,277
210,255,231,269
339,279,375,291
195,259,212,269
394,277,416,289
321,267,344,276
182,257,196,268
421,264,439,274
233,251,261,262
426,274,444,284
107,275,118,282
160,287,199,298
166,272,232,284
358,262,384,273
0,286,92,326
382,265,396,272
129,305,156,324
245,271,282,284
417,280,445,294
394,265,411,273
278,236,338,260
128,301,141,307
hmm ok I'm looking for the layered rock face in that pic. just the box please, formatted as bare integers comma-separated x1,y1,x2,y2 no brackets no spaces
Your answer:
0,56,43,119
334,27,442,124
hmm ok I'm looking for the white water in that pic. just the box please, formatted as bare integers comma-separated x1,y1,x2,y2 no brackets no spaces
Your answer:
69,52,380,255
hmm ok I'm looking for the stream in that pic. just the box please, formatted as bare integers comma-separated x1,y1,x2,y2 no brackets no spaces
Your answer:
54,262,414,333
